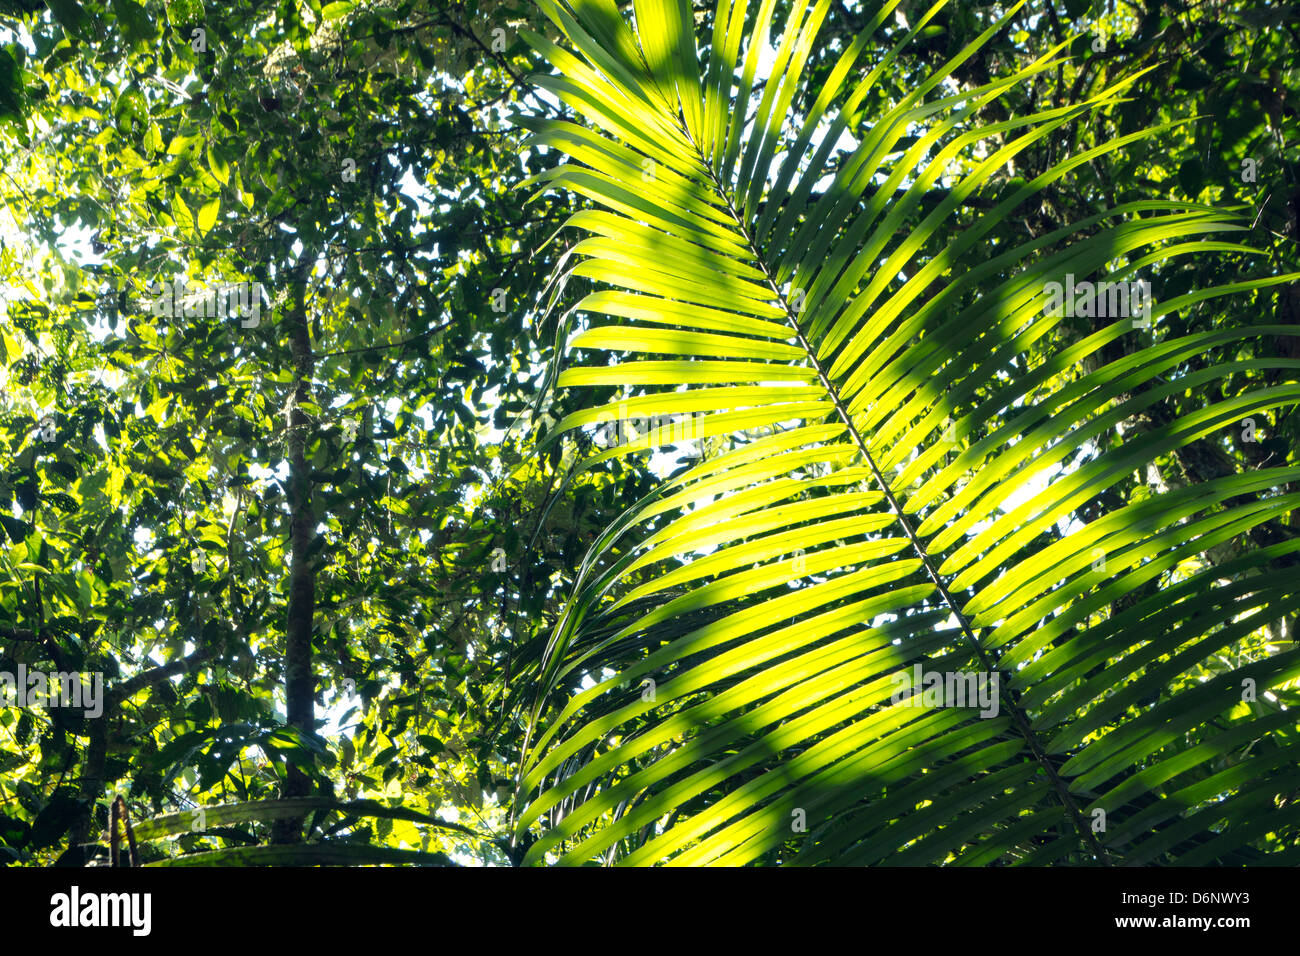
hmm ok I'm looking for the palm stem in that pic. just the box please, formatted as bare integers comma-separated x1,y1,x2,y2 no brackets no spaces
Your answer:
691,132,1114,865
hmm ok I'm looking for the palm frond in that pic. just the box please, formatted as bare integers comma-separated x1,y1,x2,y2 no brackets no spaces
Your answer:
511,0,1300,866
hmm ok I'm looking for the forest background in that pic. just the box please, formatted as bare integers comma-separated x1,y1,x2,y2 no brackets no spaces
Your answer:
0,0,1296,866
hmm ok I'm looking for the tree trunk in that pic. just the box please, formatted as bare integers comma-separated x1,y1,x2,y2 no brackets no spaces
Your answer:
273,267,318,844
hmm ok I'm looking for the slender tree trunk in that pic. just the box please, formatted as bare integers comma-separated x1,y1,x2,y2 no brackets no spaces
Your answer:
71,719,109,860
273,268,318,844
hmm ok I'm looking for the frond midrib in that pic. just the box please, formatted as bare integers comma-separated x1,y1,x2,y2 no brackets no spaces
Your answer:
677,114,1114,865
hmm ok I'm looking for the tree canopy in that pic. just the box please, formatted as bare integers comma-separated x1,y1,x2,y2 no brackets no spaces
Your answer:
0,0,1297,867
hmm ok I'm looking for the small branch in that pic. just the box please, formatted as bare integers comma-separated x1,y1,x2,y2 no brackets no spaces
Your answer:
312,319,453,359
0,624,38,642
108,647,212,705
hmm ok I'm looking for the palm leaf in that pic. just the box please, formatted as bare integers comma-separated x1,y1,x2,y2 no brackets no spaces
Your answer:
510,0,1300,866
124,798,476,866
144,845,454,867
128,797,479,841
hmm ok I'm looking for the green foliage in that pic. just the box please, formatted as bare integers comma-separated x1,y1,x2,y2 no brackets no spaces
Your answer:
1,0,1296,868
0,0,613,866
511,0,1300,865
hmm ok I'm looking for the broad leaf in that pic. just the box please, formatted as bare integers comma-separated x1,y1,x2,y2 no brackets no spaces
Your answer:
511,0,1300,866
